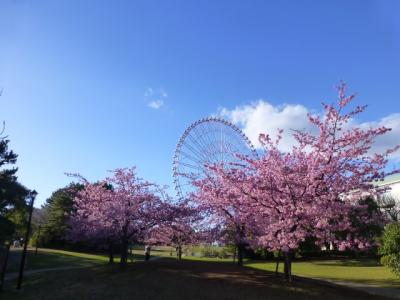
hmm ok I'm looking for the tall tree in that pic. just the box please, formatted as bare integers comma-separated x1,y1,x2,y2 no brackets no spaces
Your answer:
193,171,255,266
0,123,30,243
68,167,173,266
36,183,82,248
147,202,201,260
195,84,398,280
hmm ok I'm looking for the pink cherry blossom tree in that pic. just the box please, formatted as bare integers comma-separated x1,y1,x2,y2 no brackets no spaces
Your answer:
192,170,257,266
68,167,173,266
67,181,118,263
194,84,399,280
146,201,202,260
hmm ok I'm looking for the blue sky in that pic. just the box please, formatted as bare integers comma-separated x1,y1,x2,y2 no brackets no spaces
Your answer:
1,0,399,207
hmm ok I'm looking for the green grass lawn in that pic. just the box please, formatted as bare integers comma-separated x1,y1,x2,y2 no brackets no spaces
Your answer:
6,248,400,289
3,248,399,299
246,259,400,288
180,255,400,289
2,258,393,300
5,247,146,273
180,255,236,262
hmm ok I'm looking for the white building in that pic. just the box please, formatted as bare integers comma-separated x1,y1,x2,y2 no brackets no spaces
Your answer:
377,174,400,198
375,174,400,221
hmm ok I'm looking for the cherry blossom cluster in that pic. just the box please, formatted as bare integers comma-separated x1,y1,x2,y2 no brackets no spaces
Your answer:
193,84,399,255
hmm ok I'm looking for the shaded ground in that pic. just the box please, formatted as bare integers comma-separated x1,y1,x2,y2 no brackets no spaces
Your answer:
2,258,395,300
5,248,146,273
312,277,400,299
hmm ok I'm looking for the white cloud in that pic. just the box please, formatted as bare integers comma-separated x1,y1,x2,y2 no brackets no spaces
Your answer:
148,99,164,109
145,87,168,109
358,113,400,159
220,100,315,152
144,88,154,97
160,88,168,98
220,100,400,159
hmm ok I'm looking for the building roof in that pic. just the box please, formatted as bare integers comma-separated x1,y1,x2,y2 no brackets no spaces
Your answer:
374,173,400,187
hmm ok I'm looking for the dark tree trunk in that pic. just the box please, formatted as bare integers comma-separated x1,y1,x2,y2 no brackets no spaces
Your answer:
236,225,245,266
237,243,244,266
233,245,237,264
130,245,134,263
108,242,114,264
145,246,150,261
177,246,182,260
283,250,292,282
275,251,281,276
120,238,129,267
0,243,11,291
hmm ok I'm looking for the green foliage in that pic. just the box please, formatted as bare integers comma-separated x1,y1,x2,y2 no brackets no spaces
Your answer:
334,197,384,256
5,206,29,237
243,247,274,259
0,216,15,242
298,237,322,257
200,245,219,257
34,183,82,248
352,197,384,238
380,222,400,277
195,245,233,258
0,137,29,212
224,243,236,254
0,131,30,243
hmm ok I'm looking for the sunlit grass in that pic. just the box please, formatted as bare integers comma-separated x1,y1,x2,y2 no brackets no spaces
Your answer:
247,259,400,288
7,248,400,289
179,254,400,288
3,258,385,300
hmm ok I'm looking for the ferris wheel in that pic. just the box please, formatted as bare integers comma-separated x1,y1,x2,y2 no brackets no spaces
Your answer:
172,117,258,200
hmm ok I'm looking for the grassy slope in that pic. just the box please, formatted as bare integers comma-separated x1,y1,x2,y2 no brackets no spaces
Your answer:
7,248,400,288
246,259,400,288
4,248,399,297
5,248,146,273
2,259,393,300
180,255,400,288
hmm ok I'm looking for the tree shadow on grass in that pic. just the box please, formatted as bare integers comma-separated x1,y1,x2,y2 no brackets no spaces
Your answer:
2,258,395,300
6,248,144,273
152,259,392,300
311,259,382,267
6,250,104,273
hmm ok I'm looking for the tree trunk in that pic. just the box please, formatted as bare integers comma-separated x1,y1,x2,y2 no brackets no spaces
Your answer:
236,225,245,266
177,246,182,260
237,243,243,266
120,224,130,267
275,251,281,276
283,250,292,282
233,245,237,264
129,245,134,263
108,242,114,264
120,238,129,267
145,246,150,261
